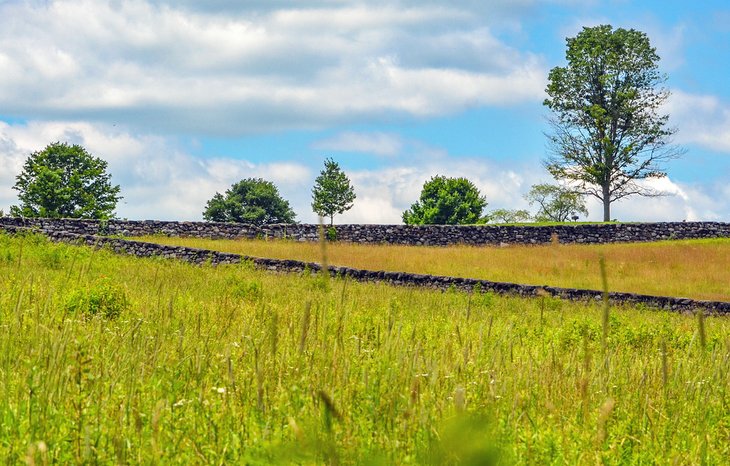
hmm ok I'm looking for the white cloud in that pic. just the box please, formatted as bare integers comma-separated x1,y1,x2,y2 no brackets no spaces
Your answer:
313,132,404,157
608,177,724,222
337,158,542,224
0,0,547,135
0,121,547,223
338,161,730,225
3,120,728,224
667,90,730,153
0,121,311,220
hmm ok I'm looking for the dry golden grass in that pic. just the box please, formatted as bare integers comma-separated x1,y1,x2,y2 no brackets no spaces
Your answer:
137,236,730,301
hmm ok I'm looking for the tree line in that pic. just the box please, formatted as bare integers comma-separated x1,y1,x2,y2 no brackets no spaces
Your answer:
0,142,610,226
2,25,681,225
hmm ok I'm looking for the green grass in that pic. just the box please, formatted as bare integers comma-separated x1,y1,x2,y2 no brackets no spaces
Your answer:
1,232,729,464
139,235,730,301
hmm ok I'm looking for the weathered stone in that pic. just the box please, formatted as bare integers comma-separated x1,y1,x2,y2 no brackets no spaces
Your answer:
4,217,730,246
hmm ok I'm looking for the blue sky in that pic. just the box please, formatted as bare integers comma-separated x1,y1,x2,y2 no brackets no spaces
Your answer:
1,0,729,223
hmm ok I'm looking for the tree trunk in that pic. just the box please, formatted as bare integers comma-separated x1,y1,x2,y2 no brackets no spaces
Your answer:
330,214,334,226
602,184,611,222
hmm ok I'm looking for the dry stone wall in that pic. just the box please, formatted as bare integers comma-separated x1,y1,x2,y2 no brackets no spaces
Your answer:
2,223,728,314
2,217,730,245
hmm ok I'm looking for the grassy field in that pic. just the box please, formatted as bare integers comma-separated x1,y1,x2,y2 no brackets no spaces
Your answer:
138,235,730,302
1,232,729,464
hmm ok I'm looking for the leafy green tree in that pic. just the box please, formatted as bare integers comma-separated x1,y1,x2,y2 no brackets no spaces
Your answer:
525,184,588,222
203,178,296,225
403,176,486,225
544,25,682,221
311,158,356,225
484,208,532,224
11,142,121,219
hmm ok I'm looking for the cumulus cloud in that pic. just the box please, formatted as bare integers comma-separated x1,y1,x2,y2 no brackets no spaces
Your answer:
2,119,729,223
0,120,544,223
0,0,547,135
667,90,730,153
0,121,311,220
608,177,725,222
313,132,404,157
339,162,730,224
338,158,542,224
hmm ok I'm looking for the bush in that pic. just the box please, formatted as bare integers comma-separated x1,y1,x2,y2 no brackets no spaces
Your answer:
403,176,486,225
65,278,130,319
203,178,296,225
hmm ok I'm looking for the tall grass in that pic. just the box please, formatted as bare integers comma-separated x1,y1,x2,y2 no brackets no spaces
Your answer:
1,232,729,463
139,235,730,301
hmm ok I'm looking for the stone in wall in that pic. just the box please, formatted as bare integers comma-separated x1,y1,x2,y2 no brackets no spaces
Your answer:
2,217,730,246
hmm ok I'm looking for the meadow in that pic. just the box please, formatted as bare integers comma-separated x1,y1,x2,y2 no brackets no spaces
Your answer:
1,232,729,464
138,235,730,301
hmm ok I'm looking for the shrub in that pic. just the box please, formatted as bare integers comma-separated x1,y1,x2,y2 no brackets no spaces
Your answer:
65,277,129,319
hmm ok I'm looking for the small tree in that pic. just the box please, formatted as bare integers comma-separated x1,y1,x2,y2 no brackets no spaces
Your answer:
403,176,486,225
311,158,356,225
203,178,296,225
544,25,682,221
484,208,532,224
11,142,121,219
525,184,588,222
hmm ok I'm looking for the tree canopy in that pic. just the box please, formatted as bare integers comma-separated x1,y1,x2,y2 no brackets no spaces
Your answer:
311,158,356,225
403,176,486,225
543,25,682,221
11,142,121,219
484,208,532,224
525,184,588,222
203,178,296,225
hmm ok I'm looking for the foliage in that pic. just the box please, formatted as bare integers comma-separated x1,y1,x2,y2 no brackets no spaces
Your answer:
65,277,130,319
525,183,589,222
10,142,122,219
311,158,356,226
483,208,532,224
403,176,487,225
1,233,729,463
203,178,296,225
543,25,683,221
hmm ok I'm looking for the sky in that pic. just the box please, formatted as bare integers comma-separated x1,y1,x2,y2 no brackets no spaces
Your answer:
1,0,729,223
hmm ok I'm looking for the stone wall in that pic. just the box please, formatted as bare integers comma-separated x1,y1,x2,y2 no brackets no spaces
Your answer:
2,217,730,245
0,217,261,239
2,223,728,314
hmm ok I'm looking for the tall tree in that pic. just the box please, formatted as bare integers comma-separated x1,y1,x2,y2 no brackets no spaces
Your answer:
403,176,486,225
525,184,588,222
11,142,121,219
543,25,683,221
311,158,356,225
203,178,296,225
